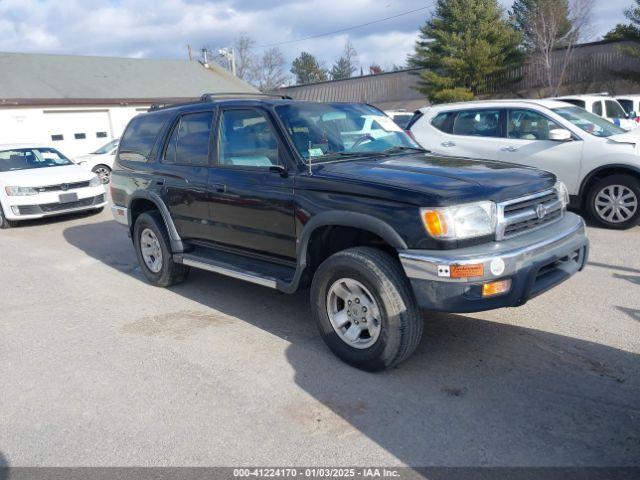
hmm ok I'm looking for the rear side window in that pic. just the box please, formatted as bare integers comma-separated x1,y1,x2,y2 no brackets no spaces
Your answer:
163,111,214,166
431,112,456,134
593,101,603,116
119,114,167,162
452,110,501,137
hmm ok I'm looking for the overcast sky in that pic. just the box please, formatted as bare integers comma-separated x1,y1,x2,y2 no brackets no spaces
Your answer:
0,0,632,76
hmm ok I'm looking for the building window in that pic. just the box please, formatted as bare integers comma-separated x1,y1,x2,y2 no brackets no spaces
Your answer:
51,134,64,141
74,133,86,140
96,131,107,138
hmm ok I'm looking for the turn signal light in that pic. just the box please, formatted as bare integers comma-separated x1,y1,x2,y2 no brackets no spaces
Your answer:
482,279,512,298
423,211,447,237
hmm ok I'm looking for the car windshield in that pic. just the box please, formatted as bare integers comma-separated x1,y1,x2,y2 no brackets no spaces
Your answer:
92,139,119,155
552,106,626,138
275,103,422,163
0,147,74,172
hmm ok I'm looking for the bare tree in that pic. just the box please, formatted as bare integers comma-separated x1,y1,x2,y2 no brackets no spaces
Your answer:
526,0,595,96
253,48,289,91
234,35,257,83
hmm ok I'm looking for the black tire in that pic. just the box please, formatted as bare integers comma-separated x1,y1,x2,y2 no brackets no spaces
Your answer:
133,211,190,287
586,174,640,229
0,206,16,229
310,247,423,371
92,164,112,184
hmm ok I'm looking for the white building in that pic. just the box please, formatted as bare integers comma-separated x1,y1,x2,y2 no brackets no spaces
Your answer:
0,52,256,157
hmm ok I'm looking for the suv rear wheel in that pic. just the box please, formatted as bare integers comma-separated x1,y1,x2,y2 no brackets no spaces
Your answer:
133,211,190,287
587,175,640,229
310,247,423,371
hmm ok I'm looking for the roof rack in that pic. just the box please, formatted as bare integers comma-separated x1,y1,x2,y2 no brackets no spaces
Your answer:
199,92,292,101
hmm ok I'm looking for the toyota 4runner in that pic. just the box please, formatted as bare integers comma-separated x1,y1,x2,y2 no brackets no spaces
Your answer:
110,94,589,371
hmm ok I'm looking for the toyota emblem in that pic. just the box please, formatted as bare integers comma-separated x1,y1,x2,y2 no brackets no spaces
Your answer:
536,203,547,220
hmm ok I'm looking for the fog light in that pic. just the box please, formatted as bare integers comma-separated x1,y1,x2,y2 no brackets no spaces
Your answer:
482,279,512,297
11,206,20,215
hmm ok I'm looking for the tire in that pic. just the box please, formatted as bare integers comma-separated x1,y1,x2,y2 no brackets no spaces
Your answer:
92,164,112,184
310,247,423,371
0,206,16,229
133,211,190,287
587,174,640,229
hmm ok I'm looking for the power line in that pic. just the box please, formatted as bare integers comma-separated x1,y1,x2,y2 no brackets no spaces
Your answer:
256,4,433,49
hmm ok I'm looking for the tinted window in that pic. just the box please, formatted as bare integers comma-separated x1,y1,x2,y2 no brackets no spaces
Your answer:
164,111,213,166
593,101,603,116
391,114,413,129
119,114,167,162
218,109,279,168
618,99,633,114
507,110,562,141
452,110,500,137
605,100,627,119
561,99,586,109
431,112,456,134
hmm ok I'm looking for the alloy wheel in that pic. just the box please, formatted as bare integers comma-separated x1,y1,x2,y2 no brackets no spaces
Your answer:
594,185,638,224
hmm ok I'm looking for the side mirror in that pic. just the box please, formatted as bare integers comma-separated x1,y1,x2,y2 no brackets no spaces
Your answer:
269,164,288,177
549,129,572,142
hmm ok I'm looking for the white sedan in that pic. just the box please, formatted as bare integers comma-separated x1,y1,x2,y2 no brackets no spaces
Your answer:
0,144,107,229
74,138,119,184
409,99,640,229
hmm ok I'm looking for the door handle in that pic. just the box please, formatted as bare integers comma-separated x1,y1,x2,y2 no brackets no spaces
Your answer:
441,141,456,147
212,183,226,193
501,146,519,152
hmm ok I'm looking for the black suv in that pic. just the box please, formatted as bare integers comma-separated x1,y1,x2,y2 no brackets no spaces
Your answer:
110,94,589,371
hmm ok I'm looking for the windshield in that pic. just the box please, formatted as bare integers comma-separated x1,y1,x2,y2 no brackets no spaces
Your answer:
92,139,119,155
0,147,74,172
552,106,626,138
275,103,422,162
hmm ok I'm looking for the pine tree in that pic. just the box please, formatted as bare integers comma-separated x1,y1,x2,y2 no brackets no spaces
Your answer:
408,0,522,103
291,52,328,85
510,0,572,50
330,42,358,80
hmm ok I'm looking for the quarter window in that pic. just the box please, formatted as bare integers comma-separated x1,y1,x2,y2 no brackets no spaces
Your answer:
119,113,169,162
507,110,562,141
452,110,501,137
218,109,279,168
163,111,213,166
431,112,456,134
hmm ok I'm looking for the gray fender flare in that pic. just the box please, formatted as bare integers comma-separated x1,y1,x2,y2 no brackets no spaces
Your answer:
128,191,184,253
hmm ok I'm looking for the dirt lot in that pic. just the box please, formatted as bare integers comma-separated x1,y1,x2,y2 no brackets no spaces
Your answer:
0,208,638,467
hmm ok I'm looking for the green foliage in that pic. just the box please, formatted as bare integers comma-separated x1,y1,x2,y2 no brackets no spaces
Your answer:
408,0,522,103
510,0,571,50
330,42,358,80
609,0,640,82
291,52,328,85
603,23,640,41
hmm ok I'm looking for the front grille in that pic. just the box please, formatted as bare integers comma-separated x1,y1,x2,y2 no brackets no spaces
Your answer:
16,194,105,215
36,181,91,193
497,189,563,240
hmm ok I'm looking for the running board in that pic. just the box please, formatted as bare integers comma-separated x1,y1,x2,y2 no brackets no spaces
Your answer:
175,250,295,289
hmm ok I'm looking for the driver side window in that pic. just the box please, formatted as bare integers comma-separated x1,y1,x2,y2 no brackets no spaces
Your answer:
217,109,280,168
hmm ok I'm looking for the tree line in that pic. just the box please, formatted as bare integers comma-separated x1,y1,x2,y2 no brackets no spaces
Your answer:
204,0,639,97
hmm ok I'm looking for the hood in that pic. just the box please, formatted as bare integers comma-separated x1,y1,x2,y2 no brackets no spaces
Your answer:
609,128,640,146
312,153,556,205
0,164,96,187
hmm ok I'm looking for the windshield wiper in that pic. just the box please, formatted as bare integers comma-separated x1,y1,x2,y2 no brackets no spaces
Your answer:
381,146,430,155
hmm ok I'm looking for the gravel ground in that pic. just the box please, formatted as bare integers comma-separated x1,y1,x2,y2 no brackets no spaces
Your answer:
0,208,638,467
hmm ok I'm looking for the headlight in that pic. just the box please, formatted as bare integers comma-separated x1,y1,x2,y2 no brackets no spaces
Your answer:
5,186,38,196
89,175,101,187
421,201,496,240
555,181,569,210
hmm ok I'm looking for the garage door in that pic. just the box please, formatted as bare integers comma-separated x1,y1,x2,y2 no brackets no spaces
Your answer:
44,110,113,158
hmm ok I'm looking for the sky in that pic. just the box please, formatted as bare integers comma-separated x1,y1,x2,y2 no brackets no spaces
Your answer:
0,0,632,77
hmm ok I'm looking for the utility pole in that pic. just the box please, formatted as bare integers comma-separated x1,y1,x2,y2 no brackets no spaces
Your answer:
218,47,236,76
187,44,192,61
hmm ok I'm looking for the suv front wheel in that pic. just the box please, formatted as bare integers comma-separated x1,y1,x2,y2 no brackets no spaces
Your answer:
310,247,423,371
587,175,640,229
133,211,190,287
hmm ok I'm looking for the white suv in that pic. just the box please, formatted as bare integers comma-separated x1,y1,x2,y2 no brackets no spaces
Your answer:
409,99,640,229
555,94,637,131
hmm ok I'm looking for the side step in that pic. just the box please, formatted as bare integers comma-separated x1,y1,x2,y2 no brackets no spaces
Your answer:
175,248,296,290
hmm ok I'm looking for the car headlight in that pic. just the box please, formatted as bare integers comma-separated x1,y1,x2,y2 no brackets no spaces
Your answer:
89,175,101,187
5,186,38,196
555,181,569,210
421,201,496,240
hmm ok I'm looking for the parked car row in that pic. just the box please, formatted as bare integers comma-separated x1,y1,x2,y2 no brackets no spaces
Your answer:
408,98,640,229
